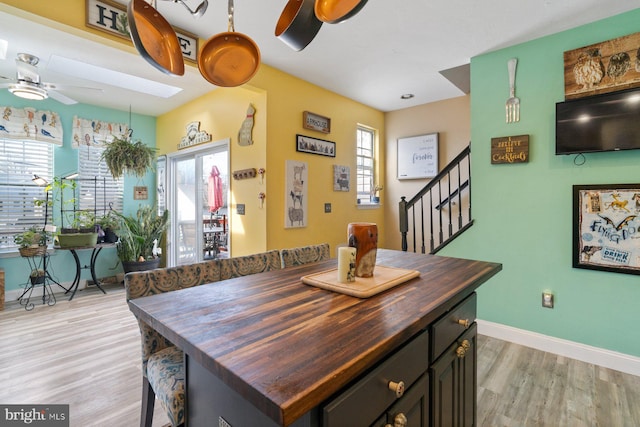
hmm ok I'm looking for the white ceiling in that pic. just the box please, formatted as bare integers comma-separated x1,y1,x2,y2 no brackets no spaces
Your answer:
0,1,637,116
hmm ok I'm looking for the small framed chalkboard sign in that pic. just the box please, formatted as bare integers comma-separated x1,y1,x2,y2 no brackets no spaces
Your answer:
397,133,439,179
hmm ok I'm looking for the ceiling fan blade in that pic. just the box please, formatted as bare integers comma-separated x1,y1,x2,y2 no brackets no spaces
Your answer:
47,90,78,105
42,82,103,93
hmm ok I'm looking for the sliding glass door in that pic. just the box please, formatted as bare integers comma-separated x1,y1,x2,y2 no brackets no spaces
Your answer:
167,140,229,266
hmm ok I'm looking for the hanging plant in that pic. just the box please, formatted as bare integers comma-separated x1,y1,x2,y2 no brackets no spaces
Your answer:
101,135,156,179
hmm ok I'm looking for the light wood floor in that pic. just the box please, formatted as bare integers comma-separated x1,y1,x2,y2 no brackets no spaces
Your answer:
1,285,639,427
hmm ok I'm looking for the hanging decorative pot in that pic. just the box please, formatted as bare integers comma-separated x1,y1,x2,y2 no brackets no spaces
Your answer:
198,0,261,87
314,0,369,24
128,0,185,76
275,0,323,51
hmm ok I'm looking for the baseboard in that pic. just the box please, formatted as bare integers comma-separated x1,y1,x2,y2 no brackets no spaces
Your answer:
477,319,640,377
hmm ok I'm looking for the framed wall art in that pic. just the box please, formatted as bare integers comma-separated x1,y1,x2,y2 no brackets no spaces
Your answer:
285,160,308,228
397,133,438,179
333,165,350,191
296,134,335,157
564,31,640,99
573,184,640,275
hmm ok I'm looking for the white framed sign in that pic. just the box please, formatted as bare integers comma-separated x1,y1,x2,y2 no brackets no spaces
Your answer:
397,133,439,179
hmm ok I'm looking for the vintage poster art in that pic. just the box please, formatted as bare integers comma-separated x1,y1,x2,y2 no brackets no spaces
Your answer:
333,165,350,191
573,184,640,275
285,160,308,228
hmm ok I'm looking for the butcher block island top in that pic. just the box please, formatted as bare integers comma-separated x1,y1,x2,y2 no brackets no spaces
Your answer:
128,249,502,426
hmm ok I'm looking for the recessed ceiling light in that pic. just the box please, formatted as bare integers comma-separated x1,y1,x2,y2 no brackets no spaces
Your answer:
9,82,48,100
401,93,414,100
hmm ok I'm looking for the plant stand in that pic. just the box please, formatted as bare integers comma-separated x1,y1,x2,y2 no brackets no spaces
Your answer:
17,252,69,311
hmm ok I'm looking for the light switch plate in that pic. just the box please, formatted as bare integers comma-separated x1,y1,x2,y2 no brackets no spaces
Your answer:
542,292,554,308
324,203,331,213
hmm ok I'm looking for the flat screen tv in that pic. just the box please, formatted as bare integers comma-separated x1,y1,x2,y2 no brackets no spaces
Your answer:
555,87,640,155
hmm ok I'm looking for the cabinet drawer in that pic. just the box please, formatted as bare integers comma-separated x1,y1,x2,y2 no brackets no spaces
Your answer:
430,293,476,362
323,330,429,427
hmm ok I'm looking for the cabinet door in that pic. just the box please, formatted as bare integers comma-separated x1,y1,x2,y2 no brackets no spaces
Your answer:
430,323,477,427
373,374,429,427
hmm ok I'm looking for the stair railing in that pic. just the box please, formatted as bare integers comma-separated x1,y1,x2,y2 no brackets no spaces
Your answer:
399,144,473,254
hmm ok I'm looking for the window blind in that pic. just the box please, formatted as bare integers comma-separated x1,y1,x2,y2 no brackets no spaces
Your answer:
77,145,123,217
0,138,53,250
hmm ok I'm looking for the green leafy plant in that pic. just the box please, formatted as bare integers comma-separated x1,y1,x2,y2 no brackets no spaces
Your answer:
101,135,156,179
97,211,120,231
14,226,48,248
114,206,169,262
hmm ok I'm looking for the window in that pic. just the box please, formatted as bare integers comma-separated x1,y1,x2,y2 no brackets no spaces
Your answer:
0,138,53,250
356,126,377,204
78,145,123,217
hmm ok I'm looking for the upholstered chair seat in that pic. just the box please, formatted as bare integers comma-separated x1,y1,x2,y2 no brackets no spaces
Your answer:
146,346,185,427
280,243,330,268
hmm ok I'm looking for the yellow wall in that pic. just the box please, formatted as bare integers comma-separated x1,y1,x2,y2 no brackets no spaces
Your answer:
384,96,471,250
159,64,385,256
156,86,268,256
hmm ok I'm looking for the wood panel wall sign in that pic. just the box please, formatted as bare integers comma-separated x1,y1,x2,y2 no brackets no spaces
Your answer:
86,0,198,63
491,135,529,164
564,31,640,99
302,111,331,133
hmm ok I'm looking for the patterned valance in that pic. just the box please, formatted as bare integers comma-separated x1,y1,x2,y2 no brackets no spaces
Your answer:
71,116,129,148
0,106,63,145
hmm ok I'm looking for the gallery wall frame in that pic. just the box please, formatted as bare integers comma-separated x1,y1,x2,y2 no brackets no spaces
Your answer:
296,134,335,157
573,183,640,275
397,133,438,179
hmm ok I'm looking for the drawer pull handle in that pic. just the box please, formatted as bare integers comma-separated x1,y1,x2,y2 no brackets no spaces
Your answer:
394,412,408,427
457,318,471,328
456,339,471,358
388,380,405,398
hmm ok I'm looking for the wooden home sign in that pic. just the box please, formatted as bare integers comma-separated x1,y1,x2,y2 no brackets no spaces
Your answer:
491,135,529,164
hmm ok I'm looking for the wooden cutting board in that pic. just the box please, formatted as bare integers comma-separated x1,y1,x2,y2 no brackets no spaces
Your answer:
301,265,420,298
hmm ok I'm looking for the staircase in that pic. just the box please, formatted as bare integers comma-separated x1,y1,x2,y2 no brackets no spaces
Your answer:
399,144,473,254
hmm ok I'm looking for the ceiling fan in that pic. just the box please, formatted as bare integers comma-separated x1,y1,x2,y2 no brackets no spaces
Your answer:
0,53,101,105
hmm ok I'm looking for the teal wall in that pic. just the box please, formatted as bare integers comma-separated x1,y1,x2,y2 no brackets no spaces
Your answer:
0,92,156,293
440,9,640,357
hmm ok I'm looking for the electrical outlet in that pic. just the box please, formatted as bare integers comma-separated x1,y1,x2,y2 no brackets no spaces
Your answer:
542,292,554,308
236,204,245,215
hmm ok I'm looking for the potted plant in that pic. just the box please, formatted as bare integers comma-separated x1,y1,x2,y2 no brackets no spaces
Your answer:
29,269,46,285
371,184,383,203
57,210,99,248
14,226,49,257
114,205,169,273
97,211,120,243
101,135,156,179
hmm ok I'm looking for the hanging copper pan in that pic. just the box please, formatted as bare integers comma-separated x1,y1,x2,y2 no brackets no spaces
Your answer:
128,0,184,76
275,0,322,52
314,0,368,24
198,0,261,87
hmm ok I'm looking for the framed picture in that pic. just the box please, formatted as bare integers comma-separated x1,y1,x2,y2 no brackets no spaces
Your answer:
573,184,640,275
285,160,308,228
296,134,335,157
397,133,438,179
333,165,350,192
302,111,331,133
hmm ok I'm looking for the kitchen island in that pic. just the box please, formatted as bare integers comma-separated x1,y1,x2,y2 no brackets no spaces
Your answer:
128,249,501,426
